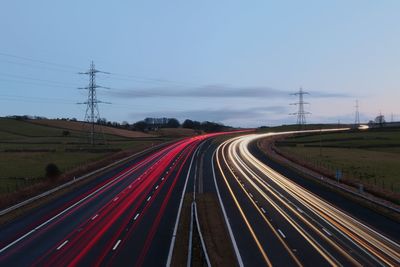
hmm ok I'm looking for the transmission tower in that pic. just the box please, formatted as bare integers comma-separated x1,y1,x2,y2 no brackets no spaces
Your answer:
290,87,310,128
78,61,110,145
354,99,360,126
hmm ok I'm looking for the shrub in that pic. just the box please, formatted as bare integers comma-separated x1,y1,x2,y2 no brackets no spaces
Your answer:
45,163,61,179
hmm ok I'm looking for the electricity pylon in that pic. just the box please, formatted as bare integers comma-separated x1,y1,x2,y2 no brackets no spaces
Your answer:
78,61,110,145
290,87,310,128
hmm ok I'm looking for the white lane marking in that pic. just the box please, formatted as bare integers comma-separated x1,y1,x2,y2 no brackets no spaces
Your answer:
134,213,140,221
91,214,99,220
113,197,119,202
0,155,154,253
261,207,266,214
167,144,205,267
57,240,69,250
161,177,165,181
113,240,121,250
322,228,332,236
296,207,304,213
210,151,244,267
147,196,152,202
249,193,253,198
278,229,286,238
128,185,132,188
166,171,169,174
155,185,159,190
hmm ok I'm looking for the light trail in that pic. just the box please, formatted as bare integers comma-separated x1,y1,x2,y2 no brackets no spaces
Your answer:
216,129,400,266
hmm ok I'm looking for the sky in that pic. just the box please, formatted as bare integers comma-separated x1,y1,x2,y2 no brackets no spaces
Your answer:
0,0,399,127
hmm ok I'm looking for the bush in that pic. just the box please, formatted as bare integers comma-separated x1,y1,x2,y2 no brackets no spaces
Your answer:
45,163,61,179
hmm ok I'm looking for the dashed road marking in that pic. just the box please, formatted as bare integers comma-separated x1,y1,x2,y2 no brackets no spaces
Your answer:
113,240,121,250
278,229,286,238
322,228,332,236
91,214,98,220
134,213,140,221
296,207,304,213
57,240,69,250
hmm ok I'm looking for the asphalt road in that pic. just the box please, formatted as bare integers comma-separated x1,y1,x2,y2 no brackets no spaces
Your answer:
212,132,400,266
1,129,399,266
0,134,220,266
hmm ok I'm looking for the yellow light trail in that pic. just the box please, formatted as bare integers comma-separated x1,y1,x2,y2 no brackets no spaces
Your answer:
217,129,400,266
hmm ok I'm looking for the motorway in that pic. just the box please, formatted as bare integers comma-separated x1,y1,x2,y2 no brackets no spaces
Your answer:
0,133,224,266
1,130,399,266
213,132,400,266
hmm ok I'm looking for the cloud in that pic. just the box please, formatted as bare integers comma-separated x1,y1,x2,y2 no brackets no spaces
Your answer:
309,91,352,98
109,85,352,100
109,85,290,98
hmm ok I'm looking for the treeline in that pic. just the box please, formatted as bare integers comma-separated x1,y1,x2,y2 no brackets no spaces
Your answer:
3,115,230,133
133,117,230,133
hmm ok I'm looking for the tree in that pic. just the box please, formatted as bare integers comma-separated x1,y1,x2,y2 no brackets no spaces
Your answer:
374,115,385,127
122,121,130,129
182,119,194,129
167,118,180,128
134,120,147,131
62,130,70,137
45,163,61,180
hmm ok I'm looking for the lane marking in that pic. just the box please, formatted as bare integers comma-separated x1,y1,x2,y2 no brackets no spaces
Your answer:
147,196,152,202
278,229,286,239
113,197,119,202
134,213,140,221
91,214,98,220
155,185,159,190
167,144,204,267
57,240,69,250
0,152,160,254
322,228,332,236
296,207,304,213
261,207,266,214
113,240,121,251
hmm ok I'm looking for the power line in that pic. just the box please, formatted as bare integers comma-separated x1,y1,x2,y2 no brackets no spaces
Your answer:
290,87,310,128
0,52,81,71
0,72,80,87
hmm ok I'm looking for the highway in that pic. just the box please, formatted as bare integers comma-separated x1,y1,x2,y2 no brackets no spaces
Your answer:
1,130,399,266
0,133,223,266
213,131,400,266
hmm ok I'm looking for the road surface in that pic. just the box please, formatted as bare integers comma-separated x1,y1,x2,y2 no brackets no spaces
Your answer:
1,130,399,266
213,132,400,266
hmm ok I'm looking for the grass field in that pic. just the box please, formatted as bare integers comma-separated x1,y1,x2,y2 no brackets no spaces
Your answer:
0,118,171,193
276,128,400,193
31,119,153,138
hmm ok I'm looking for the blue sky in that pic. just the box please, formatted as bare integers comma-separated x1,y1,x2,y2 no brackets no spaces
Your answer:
0,1,399,127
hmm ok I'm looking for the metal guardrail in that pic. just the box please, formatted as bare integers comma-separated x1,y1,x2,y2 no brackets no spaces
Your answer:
0,142,169,217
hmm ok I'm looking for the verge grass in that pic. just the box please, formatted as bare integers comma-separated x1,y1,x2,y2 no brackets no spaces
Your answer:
277,128,400,192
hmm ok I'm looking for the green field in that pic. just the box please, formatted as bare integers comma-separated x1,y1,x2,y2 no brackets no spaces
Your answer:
276,128,400,193
0,118,169,193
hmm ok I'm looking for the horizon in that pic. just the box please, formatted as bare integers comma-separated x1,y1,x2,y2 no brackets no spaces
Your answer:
1,1,399,127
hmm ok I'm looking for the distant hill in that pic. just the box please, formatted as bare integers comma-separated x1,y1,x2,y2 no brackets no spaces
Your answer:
30,119,153,138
